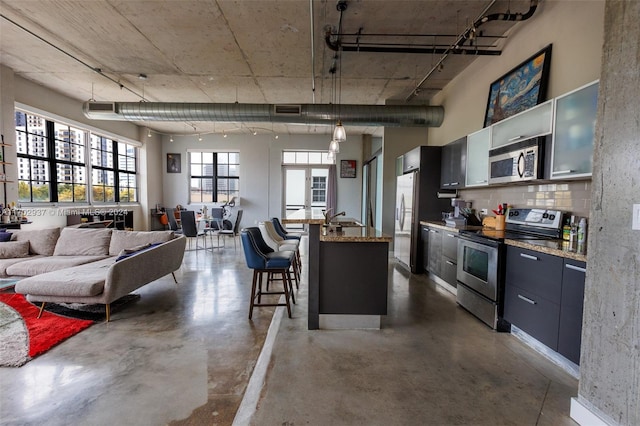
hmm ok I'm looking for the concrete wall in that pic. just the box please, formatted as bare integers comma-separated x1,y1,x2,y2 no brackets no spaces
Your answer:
575,1,640,425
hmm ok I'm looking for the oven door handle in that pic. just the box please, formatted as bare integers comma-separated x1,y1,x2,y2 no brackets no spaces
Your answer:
518,294,537,305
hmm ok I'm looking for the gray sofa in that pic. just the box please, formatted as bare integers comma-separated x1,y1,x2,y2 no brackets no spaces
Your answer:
4,227,186,321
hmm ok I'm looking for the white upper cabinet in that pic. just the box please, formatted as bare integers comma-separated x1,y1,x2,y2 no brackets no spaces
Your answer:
465,127,491,187
550,80,599,179
491,100,554,148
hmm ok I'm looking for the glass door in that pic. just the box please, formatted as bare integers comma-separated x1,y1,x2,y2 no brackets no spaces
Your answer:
283,166,328,229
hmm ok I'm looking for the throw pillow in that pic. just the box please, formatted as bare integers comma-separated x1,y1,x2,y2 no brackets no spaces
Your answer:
115,243,160,261
0,241,30,258
0,231,12,242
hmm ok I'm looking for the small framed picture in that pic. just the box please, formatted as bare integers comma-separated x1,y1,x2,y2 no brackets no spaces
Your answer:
167,153,181,173
340,160,357,178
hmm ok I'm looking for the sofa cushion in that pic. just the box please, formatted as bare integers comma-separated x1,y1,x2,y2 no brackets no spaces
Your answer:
0,241,30,258
108,230,174,256
5,255,109,277
0,256,44,277
10,228,61,255
14,258,115,298
53,228,112,256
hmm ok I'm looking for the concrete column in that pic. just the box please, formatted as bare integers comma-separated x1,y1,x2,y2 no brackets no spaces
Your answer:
573,1,640,425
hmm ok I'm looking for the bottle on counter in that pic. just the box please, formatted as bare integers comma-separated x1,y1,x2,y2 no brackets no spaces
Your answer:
577,217,587,244
562,219,571,241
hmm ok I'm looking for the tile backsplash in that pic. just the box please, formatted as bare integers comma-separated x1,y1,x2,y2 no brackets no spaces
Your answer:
458,180,592,219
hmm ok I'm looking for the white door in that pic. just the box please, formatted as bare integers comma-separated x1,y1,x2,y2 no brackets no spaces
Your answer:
283,167,329,227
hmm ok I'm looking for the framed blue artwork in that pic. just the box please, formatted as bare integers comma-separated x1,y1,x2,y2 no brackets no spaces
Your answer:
484,44,552,127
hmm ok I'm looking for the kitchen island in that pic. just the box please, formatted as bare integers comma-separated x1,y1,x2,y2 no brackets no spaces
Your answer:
283,208,392,330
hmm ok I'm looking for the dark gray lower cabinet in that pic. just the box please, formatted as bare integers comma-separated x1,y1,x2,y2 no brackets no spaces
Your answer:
421,226,429,273
441,231,458,288
505,284,561,350
558,260,587,364
427,227,442,277
504,245,586,364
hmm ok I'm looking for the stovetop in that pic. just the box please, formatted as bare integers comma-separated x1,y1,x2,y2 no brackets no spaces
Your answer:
460,208,566,243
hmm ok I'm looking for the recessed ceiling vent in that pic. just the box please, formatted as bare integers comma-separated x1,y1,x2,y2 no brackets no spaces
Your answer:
87,102,116,112
274,104,302,115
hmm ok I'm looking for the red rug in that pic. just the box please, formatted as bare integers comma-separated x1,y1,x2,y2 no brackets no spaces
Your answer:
0,293,94,366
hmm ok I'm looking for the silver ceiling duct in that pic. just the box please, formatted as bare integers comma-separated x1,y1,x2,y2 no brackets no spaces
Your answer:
83,102,444,127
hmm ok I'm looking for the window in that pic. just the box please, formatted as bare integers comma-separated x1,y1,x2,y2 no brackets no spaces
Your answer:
189,151,239,204
15,109,138,204
282,150,333,165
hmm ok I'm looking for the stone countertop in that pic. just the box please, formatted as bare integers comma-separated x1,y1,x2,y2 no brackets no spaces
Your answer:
419,220,587,262
504,239,587,263
320,226,392,243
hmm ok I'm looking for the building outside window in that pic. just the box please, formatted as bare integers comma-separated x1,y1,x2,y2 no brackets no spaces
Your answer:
14,109,138,204
189,151,239,204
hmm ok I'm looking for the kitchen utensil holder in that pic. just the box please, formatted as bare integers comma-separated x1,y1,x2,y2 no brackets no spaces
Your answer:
495,215,506,231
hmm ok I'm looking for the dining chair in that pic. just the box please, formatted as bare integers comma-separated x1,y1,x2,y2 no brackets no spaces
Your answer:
218,209,243,250
167,209,182,234
180,210,207,251
240,227,296,319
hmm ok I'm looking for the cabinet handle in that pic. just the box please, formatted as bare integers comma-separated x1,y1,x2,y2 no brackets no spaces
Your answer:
519,253,539,261
475,180,488,183
446,233,456,238
445,260,455,266
508,135,524,142
565,263,586,273
442,183,450,187
554,170,575,175
518,294,537,305
430,229,439,234
451,182,459,186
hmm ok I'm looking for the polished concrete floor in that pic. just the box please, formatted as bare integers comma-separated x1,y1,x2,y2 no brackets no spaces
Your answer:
0,241,579,426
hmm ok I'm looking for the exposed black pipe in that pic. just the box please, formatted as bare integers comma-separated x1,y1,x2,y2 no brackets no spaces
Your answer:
325,0,538,55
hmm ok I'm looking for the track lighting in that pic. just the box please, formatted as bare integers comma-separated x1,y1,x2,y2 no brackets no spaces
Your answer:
198,134,202,142
169,135,174,143
223,132,227,138
147,128,152,138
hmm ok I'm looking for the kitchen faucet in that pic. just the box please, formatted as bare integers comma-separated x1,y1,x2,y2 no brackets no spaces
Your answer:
323,209,346,224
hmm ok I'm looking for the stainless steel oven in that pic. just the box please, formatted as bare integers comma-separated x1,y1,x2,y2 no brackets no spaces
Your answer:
456,235,507,331
456,208,565,331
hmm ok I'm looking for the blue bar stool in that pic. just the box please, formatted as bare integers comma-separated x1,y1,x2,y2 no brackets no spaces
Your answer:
271,217,305,241
241,227,296,319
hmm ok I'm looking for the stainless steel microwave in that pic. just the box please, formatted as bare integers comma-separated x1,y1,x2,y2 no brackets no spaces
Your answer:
488,137,545,184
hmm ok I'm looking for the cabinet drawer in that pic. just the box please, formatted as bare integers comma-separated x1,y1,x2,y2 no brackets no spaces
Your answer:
442,231,458,259
441,258,457,288
506,245,563,302
504,284,560,350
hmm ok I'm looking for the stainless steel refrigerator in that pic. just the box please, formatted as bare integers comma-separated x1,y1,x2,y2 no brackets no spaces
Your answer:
394,146,450,273
394,172,414,269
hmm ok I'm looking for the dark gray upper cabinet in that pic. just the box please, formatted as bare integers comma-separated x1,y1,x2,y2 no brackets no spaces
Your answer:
440,136,467,189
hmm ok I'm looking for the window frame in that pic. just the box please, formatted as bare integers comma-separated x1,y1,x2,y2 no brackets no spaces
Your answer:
14,108,139,205
187,150,239,204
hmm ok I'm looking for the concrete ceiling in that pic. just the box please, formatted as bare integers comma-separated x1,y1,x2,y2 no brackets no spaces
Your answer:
0,0,534,138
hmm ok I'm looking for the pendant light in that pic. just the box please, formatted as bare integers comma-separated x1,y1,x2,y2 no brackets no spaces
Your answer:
329,139,340,154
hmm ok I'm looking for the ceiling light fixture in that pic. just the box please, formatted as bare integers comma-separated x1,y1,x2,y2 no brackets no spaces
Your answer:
332,1,348,143
198,134,203,142
147,128,152,137
329,139,340,154
169,135,174,143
